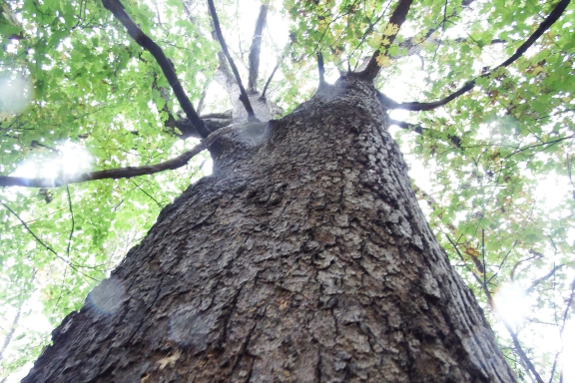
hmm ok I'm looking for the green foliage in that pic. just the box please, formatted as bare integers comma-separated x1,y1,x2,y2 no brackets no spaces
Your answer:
1,0,215,379
1,0,574,381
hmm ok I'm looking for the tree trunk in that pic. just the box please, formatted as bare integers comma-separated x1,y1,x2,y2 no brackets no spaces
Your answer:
23,75,517,383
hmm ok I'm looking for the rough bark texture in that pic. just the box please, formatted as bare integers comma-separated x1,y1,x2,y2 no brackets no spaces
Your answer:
24,76,517,383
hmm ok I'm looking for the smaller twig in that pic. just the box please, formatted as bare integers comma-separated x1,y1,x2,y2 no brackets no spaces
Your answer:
261,62,279,99
65,185,75,259
449,229,544,383
504,134,575,160
511,252,543,280
548,353,560,383
482,229,486,288
0,200,64,263
196,82,209,115
53,266,69,314
31,141,58,152
525,264,565,294
131,180,163,209
487,240,518,284
0,270,35,363
446,234,484,286
442,0,449,31
0,200,99,281
504,325,544,383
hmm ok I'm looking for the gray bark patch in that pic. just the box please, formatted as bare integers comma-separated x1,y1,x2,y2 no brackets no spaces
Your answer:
88,277,125,315
169,306,219,351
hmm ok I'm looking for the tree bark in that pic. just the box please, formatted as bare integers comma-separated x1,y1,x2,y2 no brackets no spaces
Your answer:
23,75,517,383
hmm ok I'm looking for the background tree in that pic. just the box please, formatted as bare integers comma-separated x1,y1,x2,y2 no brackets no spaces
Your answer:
0,0,574,381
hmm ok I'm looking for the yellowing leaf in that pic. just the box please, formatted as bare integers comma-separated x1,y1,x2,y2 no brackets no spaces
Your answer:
383,23,399,37
376,54,392,67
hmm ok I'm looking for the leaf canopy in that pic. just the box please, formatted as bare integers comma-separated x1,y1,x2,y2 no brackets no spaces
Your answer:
1,0,574,381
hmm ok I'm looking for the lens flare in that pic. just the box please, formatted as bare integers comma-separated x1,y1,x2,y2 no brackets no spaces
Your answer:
13,141,94,184
0,74,32,115
493,283,528,327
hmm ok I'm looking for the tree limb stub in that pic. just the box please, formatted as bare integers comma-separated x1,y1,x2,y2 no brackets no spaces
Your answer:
399,0,571,111
248,4,268,93
101,0,211,138
360,0,414,81
0,125,234,188
208,0,257,120
388,118,423,134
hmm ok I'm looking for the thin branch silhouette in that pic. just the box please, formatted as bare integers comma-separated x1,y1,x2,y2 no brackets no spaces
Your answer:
0,200,98,282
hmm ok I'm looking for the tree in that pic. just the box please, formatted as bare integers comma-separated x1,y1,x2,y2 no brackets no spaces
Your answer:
0,0,573,381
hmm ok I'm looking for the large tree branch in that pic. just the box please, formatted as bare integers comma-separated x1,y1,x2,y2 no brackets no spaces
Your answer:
248,4,268,93
359,0,414,81
207,0,256,120
101,0,211,138
0,125,233,188
398,0,571,111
